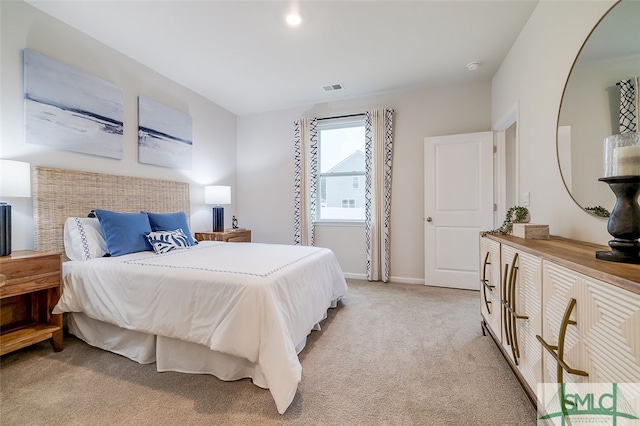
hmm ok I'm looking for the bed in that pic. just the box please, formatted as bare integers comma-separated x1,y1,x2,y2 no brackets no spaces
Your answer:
33,166,347,414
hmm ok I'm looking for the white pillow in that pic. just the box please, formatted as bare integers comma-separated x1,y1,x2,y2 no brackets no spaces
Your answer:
63,217,108,261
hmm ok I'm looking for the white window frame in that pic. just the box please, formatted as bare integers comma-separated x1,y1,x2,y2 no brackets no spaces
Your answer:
316,117,366,225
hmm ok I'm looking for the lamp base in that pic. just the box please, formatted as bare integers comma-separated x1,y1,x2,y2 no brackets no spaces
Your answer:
0,203,12,257
212,206,224,233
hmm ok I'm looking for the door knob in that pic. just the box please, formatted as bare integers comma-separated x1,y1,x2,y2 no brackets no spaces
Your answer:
426,217,433,222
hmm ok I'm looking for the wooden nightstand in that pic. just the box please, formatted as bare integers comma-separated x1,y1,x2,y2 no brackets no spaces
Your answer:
195,229,251,243
0,251,63,355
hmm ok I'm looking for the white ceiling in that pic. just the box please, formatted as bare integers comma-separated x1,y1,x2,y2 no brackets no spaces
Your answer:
25,0,539,116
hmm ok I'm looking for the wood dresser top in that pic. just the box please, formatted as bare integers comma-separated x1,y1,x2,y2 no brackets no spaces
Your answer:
485,234,640,295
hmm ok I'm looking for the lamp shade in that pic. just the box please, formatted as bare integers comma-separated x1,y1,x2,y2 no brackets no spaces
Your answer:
0,160,31,198
204,185,231,205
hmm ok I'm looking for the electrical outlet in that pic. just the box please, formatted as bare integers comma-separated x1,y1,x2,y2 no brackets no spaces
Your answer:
523,192,530,207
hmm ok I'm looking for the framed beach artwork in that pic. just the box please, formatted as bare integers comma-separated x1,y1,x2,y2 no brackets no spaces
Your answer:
23,49,124,159
138,96,192,170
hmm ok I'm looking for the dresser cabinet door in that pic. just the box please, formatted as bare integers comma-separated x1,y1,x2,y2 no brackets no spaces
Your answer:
501,245,543,392
480,237,501,340
542,262,640,385
541,262,587,387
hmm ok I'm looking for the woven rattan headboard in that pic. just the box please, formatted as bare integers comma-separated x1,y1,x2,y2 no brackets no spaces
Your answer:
33,166,191,256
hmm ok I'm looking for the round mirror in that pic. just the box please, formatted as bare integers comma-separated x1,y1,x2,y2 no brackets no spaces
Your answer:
557,0,640,218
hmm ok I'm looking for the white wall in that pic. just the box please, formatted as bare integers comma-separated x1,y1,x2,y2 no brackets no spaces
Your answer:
492,0,616,245
238,82,492,281
1,1,238,250
6,1,614,281
236,106,306,245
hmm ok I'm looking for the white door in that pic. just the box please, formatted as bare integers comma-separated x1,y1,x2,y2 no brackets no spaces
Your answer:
424,132,493,290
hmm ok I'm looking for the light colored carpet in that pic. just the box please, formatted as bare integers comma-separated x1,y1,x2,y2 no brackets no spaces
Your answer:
0,279,536,425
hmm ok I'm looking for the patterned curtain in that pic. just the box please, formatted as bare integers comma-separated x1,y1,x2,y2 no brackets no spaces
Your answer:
364,109,395,282
293,117,318,246
618,78,638,133
637,77,640,132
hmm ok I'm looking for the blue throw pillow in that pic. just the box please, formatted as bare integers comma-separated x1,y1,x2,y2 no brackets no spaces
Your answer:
144,211,196,246
95,209,153,256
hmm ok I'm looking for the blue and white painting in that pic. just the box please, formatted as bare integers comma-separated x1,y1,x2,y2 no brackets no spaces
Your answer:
138,96,192,170
24,49,124,159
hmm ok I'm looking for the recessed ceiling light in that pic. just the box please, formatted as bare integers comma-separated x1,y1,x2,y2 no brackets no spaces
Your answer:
285,12,302,27
466,61,481,71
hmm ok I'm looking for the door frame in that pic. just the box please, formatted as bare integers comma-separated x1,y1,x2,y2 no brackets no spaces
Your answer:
493,102,520,228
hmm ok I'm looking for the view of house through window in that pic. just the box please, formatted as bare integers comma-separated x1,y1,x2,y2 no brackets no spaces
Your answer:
317,119,366,221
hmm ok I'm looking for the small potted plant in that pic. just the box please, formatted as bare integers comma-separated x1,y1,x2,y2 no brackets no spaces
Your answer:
483,206,530,236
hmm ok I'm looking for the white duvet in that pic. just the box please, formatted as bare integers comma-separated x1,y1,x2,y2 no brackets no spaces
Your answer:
53,241,348,414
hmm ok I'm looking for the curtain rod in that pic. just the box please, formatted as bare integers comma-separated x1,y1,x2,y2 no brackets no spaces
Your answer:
316,113,365,121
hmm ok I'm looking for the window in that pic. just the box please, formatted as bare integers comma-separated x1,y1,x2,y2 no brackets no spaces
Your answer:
341,199,356,208
317,118,366,221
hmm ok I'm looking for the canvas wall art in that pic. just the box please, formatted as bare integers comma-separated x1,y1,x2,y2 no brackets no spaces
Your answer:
138,96,192,170
23,49,124,159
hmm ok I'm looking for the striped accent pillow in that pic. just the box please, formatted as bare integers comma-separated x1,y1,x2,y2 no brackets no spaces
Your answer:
146,229,191,254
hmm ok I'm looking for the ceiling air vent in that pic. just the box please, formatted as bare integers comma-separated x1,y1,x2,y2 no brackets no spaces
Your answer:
322,83,344,92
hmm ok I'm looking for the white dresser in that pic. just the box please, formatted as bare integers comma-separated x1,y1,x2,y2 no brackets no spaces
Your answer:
479,234,640,406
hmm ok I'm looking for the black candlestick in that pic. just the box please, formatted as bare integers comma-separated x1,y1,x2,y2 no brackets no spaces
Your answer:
595,176,640,264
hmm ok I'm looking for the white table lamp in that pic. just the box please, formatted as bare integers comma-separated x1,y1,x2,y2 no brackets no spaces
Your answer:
0,160,32,256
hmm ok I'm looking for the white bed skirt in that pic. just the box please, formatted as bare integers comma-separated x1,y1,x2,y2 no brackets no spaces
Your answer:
68,310,327,388
69,312,156,364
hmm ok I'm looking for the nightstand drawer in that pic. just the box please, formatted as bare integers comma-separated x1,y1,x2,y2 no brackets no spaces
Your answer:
226,231,251,242
0,273,60,298
195,230,251,243
0,252,61,298
0,252,60,280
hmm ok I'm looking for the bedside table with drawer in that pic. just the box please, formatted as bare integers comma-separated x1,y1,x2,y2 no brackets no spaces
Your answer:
0,250,63,355
195,229,251,243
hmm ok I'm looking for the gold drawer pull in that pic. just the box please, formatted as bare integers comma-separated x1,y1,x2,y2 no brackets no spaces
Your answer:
501,253,529,365
502,263,511,348
536,298,588,383
0,273,6,287
480,252,494,314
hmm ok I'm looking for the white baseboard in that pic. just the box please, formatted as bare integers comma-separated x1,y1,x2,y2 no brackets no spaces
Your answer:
390,276,424,285
342,272,424,285
343,272,367,281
